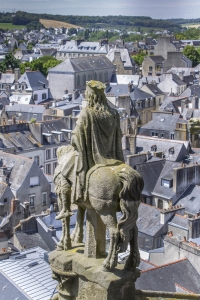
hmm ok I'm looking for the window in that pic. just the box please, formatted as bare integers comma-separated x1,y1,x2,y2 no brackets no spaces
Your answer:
151,145,157,151
42,93,46,100
53,148,57,158
161,179,173,188
170,133,174,140
46,149,51,160
53,162,57,172
32,114,37,120
161,133,164,138
158,199,163,209
46,164,51,174
33,94,38,101
42,192,47,206
52,110,57,115
34,156,39,165
149,66,153,71
169,147,175,155
4,198,8,203
29,194,35,207
30,176,39,186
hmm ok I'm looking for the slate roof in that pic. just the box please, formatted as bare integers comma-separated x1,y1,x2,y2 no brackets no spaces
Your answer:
152,161,181,199
15,71,49,91
136,259,200,294
137,259,156,271
0,272,29,300
169,214,189,231
5,104,45,121
14,231,50,251
0,247,57,300
49,56,114,74
106,48,134,68
0,152,34,191
172,74,186,86
175,185,200,215
110,74,139,86
144,84,164,95
136,136,189,162
139,113,180,134
0,73,15,84
159,97,180,113
0,182,8,199
106,84,153,103
136,160,165,196
183,75,195,85
57,41,108,55
9,94,32,104
149,56,165,64
137,203,163,236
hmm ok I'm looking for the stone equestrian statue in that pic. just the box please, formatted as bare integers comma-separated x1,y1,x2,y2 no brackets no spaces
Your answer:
54,80,144,271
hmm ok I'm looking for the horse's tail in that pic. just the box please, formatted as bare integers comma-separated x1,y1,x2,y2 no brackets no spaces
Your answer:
117,167,144,252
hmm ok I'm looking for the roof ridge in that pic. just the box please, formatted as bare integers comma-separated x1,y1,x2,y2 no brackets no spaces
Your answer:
140,258,187,273
136,159,165,167
175,283,195,294
140,258,157,267
140,202,162,211
175,214,187,219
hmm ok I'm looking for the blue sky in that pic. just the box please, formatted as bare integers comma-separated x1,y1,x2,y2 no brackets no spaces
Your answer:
1,0,200,19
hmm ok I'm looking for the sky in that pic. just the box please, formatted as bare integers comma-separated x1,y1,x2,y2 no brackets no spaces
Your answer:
1,0,200,19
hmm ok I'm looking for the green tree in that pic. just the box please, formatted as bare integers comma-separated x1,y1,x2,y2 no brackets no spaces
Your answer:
132,50,147,66
0,52,20,72
20,56,60,77
183,45,200,66
68,28,77,36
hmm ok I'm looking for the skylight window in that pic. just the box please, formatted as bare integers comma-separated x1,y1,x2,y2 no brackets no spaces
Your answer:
28,262,39,268
189,196,196,202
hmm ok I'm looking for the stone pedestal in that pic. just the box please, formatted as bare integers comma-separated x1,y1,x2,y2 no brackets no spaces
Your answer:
49,244,140,300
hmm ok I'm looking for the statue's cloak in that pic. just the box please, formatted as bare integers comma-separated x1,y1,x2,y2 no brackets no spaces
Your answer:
58,106,124,203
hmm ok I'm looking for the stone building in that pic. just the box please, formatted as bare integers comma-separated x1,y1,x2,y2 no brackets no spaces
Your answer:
140,84,165,110
106,48,135,75
142,56,165,77
0,152,51,215
56,39,108,60
153,36,177,59
48,56,116,98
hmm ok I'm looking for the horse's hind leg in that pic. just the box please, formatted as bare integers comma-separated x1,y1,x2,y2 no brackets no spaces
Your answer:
100,213,119,270
71,205,86,243
125,225,140,271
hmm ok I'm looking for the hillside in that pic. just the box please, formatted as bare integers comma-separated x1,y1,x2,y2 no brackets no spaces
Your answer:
40,19,80,29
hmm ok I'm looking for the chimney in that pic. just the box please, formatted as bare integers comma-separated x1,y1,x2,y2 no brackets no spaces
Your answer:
10,198,17,213
14,68,20,81
178,71,183,81
12,116,16,124
160,206,185,224
24,201,30,219
73,90,79,100
128,82,133,93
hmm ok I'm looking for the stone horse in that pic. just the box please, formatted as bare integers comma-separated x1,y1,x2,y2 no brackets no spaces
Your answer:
54,145,144,271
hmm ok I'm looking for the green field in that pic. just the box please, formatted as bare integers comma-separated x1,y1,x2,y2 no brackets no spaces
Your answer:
0,23,25,30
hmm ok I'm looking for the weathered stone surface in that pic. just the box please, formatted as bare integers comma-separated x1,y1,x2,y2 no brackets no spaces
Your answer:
49,245,140,300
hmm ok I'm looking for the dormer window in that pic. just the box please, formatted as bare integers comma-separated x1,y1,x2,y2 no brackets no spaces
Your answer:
169,147,174,155
151,145,157,152
161,178,173,188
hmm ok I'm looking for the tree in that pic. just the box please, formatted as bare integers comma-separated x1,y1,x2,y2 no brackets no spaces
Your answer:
20,56,61,77
68,28,77,36
0,52,20,72
132,50,147,66
183,45,200,67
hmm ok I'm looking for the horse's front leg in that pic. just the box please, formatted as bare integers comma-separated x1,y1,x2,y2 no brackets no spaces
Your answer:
71,205,86,243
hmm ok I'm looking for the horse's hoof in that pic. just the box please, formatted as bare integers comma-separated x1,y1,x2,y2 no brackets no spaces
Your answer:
103,259,110,271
